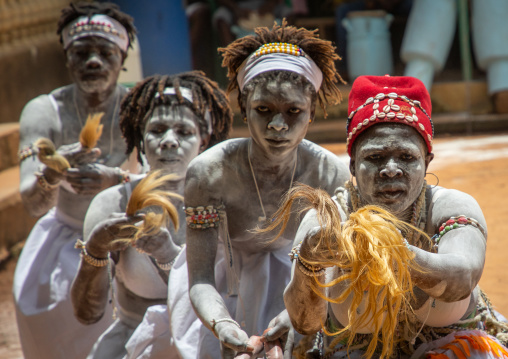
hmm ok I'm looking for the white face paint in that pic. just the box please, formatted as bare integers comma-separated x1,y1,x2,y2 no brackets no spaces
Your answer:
143,105,203,176
66,36,123,95
351,124,431,215
245,79,313,158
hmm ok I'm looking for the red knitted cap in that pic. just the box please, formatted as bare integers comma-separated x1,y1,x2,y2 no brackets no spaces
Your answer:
346,75,434,156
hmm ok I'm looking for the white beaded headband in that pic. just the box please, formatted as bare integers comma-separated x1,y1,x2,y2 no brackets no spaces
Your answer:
62,14,129,53
155,87,212,136
237,43,323,92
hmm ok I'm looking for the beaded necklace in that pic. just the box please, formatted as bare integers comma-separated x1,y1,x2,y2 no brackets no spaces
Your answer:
247,140,297,223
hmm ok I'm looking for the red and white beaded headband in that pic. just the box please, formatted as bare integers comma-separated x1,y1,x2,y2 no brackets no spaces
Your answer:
62,14,129,53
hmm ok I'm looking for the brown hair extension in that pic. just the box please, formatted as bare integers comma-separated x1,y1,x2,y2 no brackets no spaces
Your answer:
119,71,233,165
79,112,104,149
57,1,136,52
219,19,345,118
118,170,183,245
264,184,428,359
33,138,70,173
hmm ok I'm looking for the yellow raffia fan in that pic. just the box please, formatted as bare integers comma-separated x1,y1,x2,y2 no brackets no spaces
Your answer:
79,112,104,149
33,138,70,173
120,170,183,245
317,206,421,359
263,184,426,359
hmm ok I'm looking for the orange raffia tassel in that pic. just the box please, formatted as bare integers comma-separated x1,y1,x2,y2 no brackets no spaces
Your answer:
121,170,182,245
33,137,70,173
79,112,104,149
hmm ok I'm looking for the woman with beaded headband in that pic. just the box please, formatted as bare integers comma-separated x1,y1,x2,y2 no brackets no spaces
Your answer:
70,72,233,359
170,21,349,358
277,75,508,358
13,2,138,359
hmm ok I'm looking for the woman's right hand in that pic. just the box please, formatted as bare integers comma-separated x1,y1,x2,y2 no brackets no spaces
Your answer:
215,321,253,359
85,212,144,258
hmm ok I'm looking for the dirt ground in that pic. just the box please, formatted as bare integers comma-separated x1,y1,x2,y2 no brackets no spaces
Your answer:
0,133,507,359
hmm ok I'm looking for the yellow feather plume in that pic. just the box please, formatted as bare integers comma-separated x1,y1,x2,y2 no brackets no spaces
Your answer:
79,112,104,149
120,170,183,245
33,137,70,173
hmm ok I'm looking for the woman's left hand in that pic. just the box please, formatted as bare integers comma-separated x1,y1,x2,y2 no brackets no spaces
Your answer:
133,226,182,265
263,310,294,359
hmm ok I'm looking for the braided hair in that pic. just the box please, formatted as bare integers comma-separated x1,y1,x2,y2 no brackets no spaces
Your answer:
219,19,345,118
119,71,233,165
56,1,136,51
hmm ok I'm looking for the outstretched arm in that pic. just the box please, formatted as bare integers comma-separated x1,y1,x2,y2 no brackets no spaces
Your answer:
410,189,487,302
185,160,252,358
284,210,329,335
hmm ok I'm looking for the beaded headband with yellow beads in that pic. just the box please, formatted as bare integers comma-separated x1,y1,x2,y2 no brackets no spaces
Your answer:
237,42,323,91
253,42,303,58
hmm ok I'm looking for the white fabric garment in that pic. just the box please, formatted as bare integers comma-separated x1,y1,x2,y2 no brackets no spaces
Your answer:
13,208,114,359
124,304,178,359
169,235,293,358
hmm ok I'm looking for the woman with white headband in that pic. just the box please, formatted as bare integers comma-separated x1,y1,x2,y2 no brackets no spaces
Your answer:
13,2,137,358
71,72,233,359
172,21,349,358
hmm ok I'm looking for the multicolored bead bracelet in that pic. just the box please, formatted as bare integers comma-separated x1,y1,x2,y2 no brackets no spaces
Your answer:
432,216,486,246
18,144,37,162
185,205,223,229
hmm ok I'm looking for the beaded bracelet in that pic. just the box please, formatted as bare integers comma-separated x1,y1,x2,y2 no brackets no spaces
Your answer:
34,171,60,190
115,167,130,184
211,318,241,338
185,205,223,229
289,242,326,276
18,144,37,162
75,239,109,267
154,245,184,271
432,215,486,246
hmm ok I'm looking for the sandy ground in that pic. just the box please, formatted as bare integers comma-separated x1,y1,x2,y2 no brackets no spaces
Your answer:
0,133,507,358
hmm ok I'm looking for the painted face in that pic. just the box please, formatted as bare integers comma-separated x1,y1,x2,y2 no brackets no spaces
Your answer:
351,124,432,215
245,79,313,157
143,105,203,175
66,36,124,94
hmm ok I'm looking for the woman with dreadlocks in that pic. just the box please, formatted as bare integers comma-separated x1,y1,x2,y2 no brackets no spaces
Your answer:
277,75,508,358
13,2,138,358
71,71,232,359
170,21,349,358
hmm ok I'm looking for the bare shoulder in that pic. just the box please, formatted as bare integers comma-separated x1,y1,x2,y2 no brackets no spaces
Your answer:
186,138,246,187
298,140,349,193
19,92,62,145
428,186,487,231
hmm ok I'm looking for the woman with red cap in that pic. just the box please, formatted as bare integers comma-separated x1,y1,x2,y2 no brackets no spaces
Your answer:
276,75,508,358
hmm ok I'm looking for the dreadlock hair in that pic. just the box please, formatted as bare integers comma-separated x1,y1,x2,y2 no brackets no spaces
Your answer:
56,1,136,52
219,19,345,118
119,71,233,165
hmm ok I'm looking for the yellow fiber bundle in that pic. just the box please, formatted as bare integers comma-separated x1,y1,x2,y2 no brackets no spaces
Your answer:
265,184,426,359
33,137,70,173
79,112,104,149
321,206,419,359
121,170,182,244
